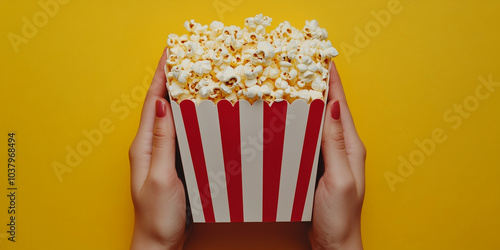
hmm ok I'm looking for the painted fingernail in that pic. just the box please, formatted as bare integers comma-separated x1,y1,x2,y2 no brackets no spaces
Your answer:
331,100,340,120
156,99,166,118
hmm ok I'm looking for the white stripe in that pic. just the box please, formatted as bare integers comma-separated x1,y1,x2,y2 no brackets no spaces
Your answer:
170,101,205,222
276,100,309,221
302,101,327,221
239,100,264,222
196,100,231,222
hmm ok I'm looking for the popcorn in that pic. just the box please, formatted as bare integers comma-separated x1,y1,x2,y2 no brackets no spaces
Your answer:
261,65,280,80
211,47,230,66
208,82,222,99
217,66,241,94
170,66,189,85
209,21,225,38
250,41,275,66
184,20,208,35
257,84,272,99
275,77,289,90
275,89,284,100
185,41,205,61
311,74,327,92
310,90,324,100
198,85,211,98
218,25,244,53
280,69,297,81
245,14,272,35
166,14,339,104
192,60,212,76
231,53,243,67
169,80,186,99
178,35,189,46
297,63,308,73
303,20,328,40
298,89,311,102
166,34,178,48
241,64,261,88
240,85,260,99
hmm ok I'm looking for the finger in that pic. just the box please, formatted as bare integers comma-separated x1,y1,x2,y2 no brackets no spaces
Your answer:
137,48,170,137
149,98,177,180
328,61,361,144
328,61,366,191
321,99,353,183
130,48,169,195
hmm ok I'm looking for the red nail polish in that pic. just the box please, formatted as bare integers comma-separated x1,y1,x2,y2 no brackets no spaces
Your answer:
156,99,166,118
331,101,340,120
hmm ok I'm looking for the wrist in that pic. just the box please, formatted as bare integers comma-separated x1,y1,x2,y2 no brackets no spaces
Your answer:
130,226,184,250
309,226,362,250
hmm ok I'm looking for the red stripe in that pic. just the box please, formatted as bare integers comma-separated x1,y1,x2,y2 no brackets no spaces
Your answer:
180,100,215,223
291,99,325,221
217,100,244,222
262,101,287,222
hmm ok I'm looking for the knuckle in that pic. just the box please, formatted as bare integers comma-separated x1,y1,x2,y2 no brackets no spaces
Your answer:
322,126,346,150
152,135,167,150
152,124,175,150
360,144,367,159
334,135,346,151
322,173,357,196
128,143,138,161
345,139,366,160
354,139,367,159
146,174,182,196
147,174,168,192
130,189,140,206
336,177,357,196
358,186,366,200
152,128,169,149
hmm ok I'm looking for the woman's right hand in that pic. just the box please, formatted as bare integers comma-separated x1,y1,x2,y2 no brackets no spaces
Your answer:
310,62,366,250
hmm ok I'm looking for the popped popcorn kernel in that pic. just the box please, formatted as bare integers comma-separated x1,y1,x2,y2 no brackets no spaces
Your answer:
166,14,338,104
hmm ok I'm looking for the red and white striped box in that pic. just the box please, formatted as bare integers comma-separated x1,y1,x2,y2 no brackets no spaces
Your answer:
170,97,327,222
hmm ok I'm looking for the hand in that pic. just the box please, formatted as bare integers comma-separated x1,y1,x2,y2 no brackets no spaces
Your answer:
129,48,186,250
310,62,366,250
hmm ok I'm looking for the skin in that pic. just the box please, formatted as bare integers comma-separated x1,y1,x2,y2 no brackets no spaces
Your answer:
129,49,365,249
129,48,186,250
309,62,366,250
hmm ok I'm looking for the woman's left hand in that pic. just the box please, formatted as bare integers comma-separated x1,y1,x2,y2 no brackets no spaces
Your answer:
129,48,186,250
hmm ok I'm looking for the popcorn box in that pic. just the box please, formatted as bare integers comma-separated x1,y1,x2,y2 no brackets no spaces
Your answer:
169,97,327,222
165,14,337,222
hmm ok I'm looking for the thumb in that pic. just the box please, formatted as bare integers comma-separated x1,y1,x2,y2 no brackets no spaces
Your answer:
321,100,350,176
149,98,177,178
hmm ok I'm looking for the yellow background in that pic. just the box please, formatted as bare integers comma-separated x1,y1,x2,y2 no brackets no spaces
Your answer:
1,0,500,249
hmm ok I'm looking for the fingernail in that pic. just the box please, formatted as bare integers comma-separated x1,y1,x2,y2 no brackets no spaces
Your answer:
156,99,166,118
331,100,340,120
